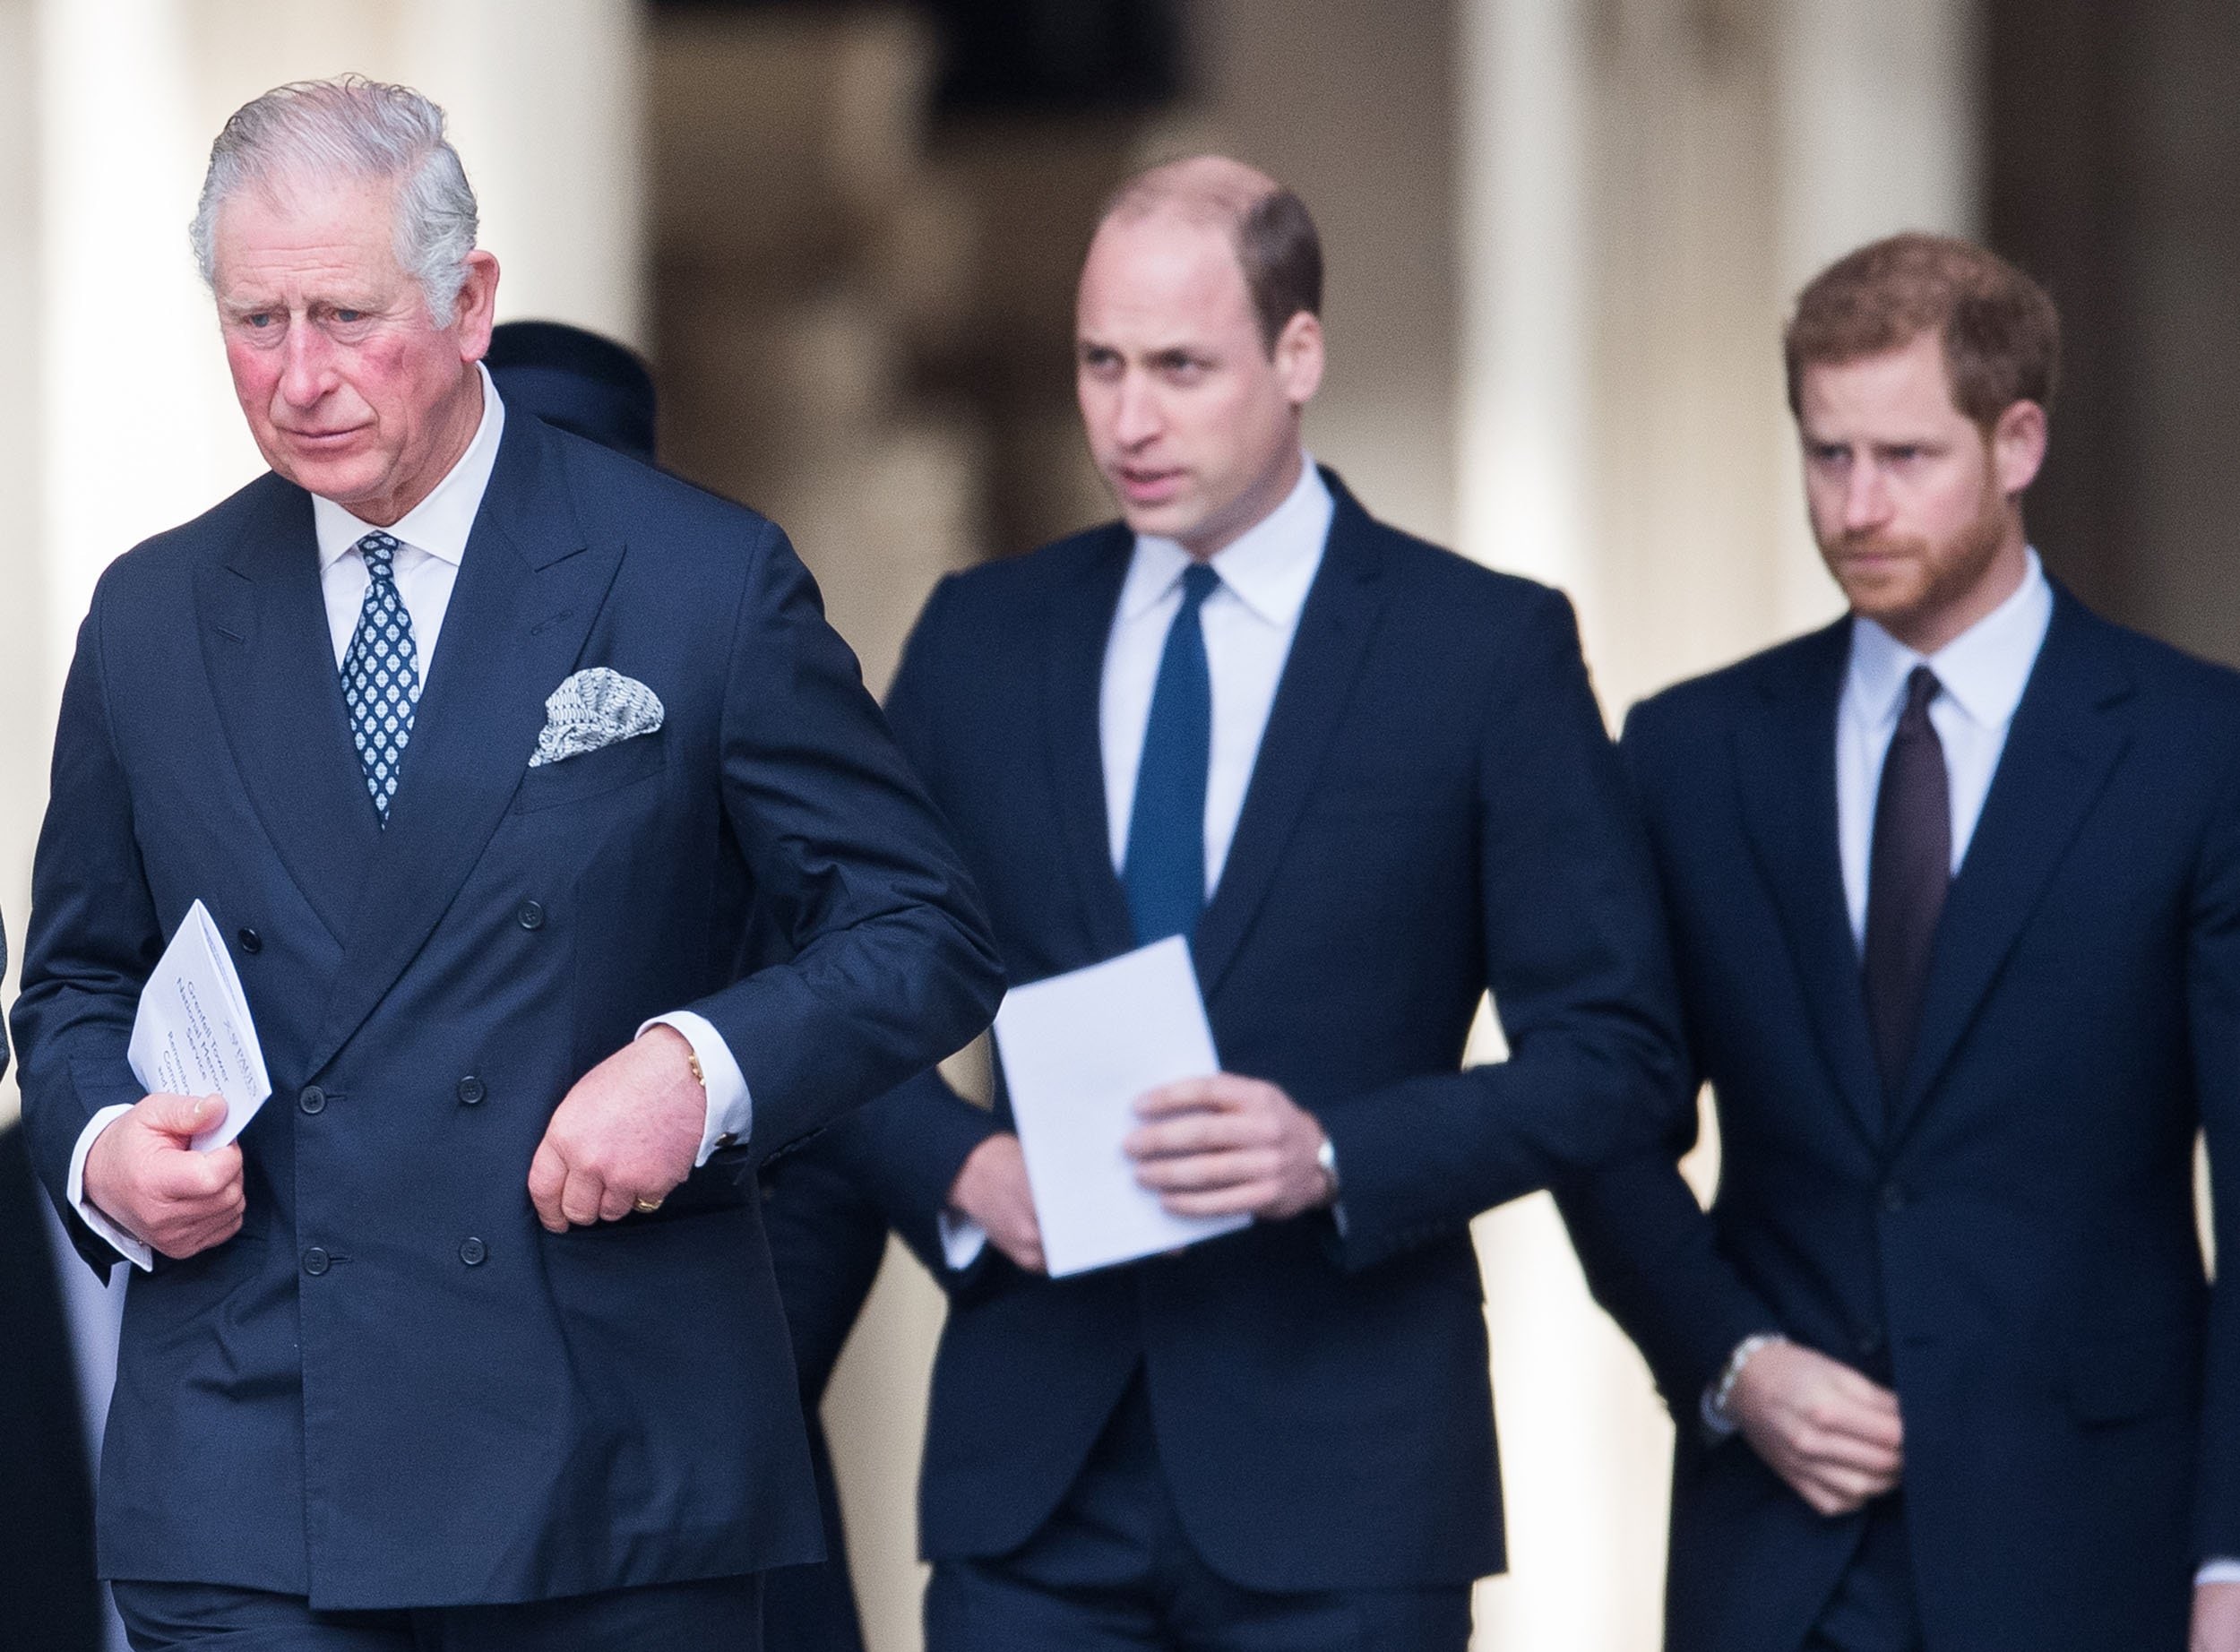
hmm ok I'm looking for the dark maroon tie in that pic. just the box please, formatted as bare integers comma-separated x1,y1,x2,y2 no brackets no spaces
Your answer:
1863,666,1951,1110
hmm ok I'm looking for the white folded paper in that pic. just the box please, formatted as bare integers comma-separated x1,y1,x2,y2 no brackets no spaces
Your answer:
992,935,1247,1278
128,899,271,1152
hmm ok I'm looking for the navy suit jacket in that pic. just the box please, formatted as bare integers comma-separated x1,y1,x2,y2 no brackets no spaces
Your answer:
819,471,1686,1591
8,413,1003,1610
1557,591,2240,1652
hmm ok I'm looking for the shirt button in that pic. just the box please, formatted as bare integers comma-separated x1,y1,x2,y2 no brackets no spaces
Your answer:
298,1085,326,1115
302,1247,331,1277
460,1237,487,1267
1880,1183,1908,1214
237,927,263,955
516,899,546,931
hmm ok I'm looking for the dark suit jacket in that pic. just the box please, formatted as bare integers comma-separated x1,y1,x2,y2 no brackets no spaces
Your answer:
1557,590,2240,1652
8,413,1002,1611
2,902,104,1650
820,471,1685,1591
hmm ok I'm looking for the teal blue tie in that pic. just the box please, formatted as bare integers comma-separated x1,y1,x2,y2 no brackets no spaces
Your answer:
1124,563,1221,945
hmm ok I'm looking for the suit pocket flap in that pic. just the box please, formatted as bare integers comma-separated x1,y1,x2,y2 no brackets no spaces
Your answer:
512,731,666,813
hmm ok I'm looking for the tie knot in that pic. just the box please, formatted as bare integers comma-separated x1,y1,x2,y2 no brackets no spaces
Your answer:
357,530,401,581
1179,562,1220,610
1903,665,1941,721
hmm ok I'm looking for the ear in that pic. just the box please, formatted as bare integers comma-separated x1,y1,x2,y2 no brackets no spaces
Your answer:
1990,398,2047,498
1272,309,1325,409
452,249,502,363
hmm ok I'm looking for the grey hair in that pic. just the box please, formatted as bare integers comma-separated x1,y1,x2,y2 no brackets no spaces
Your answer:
190,76,479,324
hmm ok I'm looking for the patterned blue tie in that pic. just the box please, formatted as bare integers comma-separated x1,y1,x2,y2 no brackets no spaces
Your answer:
1124,563,1221,945
341,530,422,824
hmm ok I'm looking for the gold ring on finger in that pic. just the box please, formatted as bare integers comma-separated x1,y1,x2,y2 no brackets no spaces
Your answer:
633,1195,664,1214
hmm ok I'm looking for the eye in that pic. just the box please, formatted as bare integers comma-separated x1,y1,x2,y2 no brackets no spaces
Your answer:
244,313,275,329
333,309,364,324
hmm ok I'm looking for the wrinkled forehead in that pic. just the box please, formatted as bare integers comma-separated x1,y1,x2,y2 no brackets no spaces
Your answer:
211,166,404,290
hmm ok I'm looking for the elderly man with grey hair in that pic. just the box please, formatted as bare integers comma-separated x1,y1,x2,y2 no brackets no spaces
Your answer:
9,76,1001,1649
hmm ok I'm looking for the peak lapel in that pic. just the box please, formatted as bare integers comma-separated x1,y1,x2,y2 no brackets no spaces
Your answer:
1191,479,1389,1000
1042,528,1137,966
306,418,623,1075
197,478,380,943
1891,593,2132,1140
1731,620,1886,1145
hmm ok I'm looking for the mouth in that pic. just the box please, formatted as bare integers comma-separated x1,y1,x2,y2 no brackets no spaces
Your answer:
278,426,368,451
1115,465,1186,505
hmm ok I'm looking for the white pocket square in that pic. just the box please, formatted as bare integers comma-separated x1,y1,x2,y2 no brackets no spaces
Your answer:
528,667,665,768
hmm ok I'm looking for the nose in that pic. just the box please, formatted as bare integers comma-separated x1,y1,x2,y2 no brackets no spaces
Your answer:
1841,458,1891,535
276,320,334,409
1111,371,1161,449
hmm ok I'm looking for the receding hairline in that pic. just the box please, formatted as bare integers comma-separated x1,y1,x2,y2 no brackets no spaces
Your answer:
1097,155,1286,242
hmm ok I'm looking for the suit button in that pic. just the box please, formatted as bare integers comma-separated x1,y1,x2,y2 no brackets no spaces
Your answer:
298,1085,326,1115
302,1247,331,1277
237,927,262,955
1880,1183,1908,1213
460,1237,487,1267
516,899,546,931
1857,1324,1885,1357
457,1076,487,1106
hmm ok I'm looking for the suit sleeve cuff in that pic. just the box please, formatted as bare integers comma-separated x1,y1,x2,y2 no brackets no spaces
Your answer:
69,1104,154,1271
641,1011,752,1166
935,1209,988,1271
2198,1560,2240,1586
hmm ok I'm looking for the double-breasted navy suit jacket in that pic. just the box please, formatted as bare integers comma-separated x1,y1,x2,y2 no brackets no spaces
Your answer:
1557,591,2240,1651
9,412,1003,1610
820,472,1687,1590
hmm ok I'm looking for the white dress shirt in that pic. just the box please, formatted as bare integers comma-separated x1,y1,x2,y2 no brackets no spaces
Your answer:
70,366,751,1269
1837,549,2054,947
939,456,1333,1270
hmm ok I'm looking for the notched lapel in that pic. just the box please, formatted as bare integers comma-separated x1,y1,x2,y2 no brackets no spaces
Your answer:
1191,483,1390,1000
1042,530,1137,968
1731,623,1886,1145
1892,597,2132,1138
197,479,380,944
307,421,623,1074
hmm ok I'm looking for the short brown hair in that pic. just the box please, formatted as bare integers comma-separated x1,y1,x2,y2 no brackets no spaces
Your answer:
1784,232,2061,427
1099,157,1323,354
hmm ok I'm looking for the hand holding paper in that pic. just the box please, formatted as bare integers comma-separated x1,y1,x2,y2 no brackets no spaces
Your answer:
991,936,1248,1278
82,900,271,1262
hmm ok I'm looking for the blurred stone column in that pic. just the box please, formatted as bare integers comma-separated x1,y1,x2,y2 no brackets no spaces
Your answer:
0,0,44,1117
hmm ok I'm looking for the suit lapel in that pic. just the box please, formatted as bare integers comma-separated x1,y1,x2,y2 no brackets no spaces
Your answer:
1891,591,2132,1138
1041,526,1137,967
306,417,623,1074
1731,620,1887,1145
198,477,382,943
1192,477,1390,999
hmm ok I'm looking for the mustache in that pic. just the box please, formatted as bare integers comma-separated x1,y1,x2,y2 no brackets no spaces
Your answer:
1827,529,1930,559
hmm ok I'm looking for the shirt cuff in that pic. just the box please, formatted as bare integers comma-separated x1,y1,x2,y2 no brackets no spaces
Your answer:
935,1208,988,1272
639,1011,751,1166
2197,1560,2240,1586
69,1104,155,1271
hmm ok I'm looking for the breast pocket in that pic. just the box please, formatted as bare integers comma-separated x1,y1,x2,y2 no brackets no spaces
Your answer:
512,733,667,814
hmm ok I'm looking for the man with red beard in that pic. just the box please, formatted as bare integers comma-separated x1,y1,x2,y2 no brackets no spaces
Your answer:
1557,234,2240,1652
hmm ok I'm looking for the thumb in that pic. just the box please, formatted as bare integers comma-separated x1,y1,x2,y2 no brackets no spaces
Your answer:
147,1092,225,1140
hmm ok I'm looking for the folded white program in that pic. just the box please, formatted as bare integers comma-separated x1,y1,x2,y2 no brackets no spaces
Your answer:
992,935,1247,1278
128,899,272,1153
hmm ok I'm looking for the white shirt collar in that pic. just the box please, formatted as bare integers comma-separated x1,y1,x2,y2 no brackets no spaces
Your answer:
1847,547,2053,731
314,362,506,572
1116,454,1333,627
